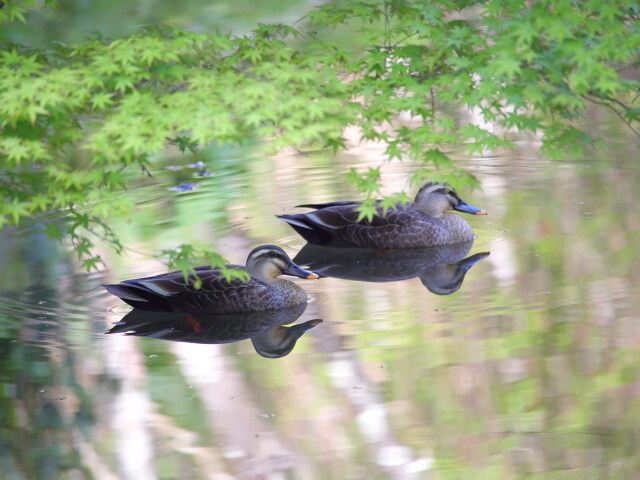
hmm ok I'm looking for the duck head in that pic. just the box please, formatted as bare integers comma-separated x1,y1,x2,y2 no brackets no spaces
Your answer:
414,182,487,218
246,245,319,282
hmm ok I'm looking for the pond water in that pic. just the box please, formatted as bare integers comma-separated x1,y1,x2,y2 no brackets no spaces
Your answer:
1,120,640,479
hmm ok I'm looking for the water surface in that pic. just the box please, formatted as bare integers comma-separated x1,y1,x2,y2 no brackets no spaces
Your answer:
1,133,640,479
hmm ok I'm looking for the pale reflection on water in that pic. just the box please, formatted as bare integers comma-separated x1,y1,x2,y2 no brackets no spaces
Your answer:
1,137,640,479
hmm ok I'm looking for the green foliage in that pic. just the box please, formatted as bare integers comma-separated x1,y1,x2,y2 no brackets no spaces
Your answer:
0,21,351,273
161,244,250,288
309,0,639,163
0,0,56,24
346,166,411,220
1,0,638,273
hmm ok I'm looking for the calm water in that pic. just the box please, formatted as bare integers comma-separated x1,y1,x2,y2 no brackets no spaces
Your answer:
1,124,639,479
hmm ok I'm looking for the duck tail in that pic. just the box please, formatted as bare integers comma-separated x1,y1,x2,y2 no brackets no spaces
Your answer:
277,214,336,245
103,283,173,311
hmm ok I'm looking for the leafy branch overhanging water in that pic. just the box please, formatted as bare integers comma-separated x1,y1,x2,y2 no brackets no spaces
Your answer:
1,0,638,276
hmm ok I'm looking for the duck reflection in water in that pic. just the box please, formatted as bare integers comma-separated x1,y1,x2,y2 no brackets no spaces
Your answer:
106,302,321,358
293,239,489,295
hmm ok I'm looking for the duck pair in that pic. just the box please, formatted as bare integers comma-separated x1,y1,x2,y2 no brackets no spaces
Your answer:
105,182,486,313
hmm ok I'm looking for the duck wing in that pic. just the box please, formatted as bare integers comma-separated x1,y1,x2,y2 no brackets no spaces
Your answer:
296,200,362,209
104,265,280,314
278,202,415,247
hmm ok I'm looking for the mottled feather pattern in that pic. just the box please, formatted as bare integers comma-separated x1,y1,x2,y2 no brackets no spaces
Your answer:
106,252,311,314
279,181,485,248
282,202,474,248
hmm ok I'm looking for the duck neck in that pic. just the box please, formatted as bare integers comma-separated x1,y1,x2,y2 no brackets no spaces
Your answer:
249,264,281,284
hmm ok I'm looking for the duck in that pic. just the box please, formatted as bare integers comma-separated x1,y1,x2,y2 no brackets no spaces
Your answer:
277,182,487,249
103,245,319,314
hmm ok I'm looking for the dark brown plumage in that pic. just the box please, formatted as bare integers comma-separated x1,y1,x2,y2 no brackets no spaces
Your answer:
104,245,318,314
277,182,487,249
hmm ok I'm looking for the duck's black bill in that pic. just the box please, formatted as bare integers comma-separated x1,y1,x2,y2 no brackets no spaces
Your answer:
454,201,487,215
283,262,319,279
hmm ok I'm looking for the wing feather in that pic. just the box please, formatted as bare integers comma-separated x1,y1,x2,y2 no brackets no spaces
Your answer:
105,264,286,313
